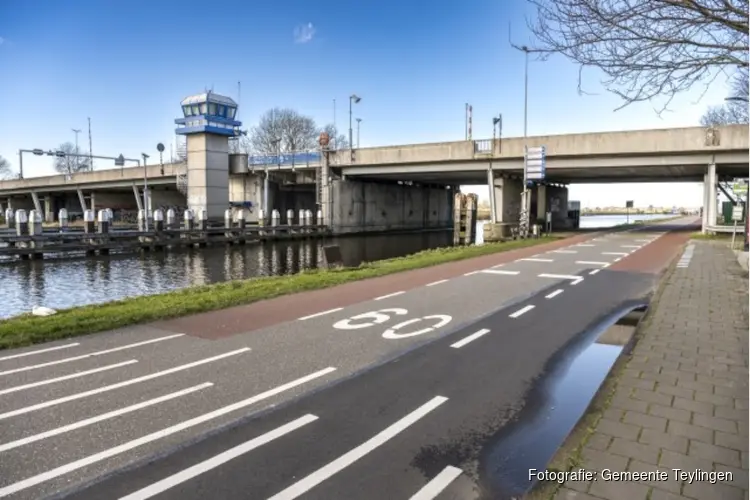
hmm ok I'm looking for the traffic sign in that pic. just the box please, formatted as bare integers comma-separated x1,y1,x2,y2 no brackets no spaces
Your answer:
732,205,744,221
732,182,748,194
525,146,546,181
626,200,634,208
114,154,125,167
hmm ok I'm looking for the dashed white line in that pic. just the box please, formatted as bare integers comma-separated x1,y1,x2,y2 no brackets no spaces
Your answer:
408,465,464,500
0,367,336,498
0,383,213,453
589,269,601,275
550,250,577,254
0,334,185,376
621,245,641,249
464,270,480,276
450,329,491,349
374,291,405,301
601,252,629,256
267,396,448,500
425,279,449,287
298,308,343,321
635,239,651,242
480,269,520,275
0,360,138,396
614,257,623,262
576,244,595,247
545,289,564,299
0,348,251,421
518,258,554,263
0,343,80,362
509,305,535,318
119,415,319,500
538,273,581,281
575,261,610,267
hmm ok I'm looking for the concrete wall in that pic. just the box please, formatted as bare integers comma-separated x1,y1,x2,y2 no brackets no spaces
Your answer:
333,124,749,166
491,176,523,224
186,134,229,220
331,179,453,233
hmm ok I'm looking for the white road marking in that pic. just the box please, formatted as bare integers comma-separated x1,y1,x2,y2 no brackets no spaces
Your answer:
425,279,449,287
0,367,336,498
480,269,520,275
614,257,623,262
575,261,610,266
635,238,652,242
621,245,641,249
491,263,505,268
408,465,463,500
118,415,319,500
538,273,581,281
509,305,535,318
0,343,80,362
374,291,405,301
550,250,577,254
0,348,251,421
267,396,448,500
463,270,480,276
450,329,491,349
298,308,343,321
601,252,629,256
576,244,595,247
589,269,601,275
383,315,452,339
518,258,554,262
0,334,185,377
0,360,138,396
0,383,213,453
545,289,564,299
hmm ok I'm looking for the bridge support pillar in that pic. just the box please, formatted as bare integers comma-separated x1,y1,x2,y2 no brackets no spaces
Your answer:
132,185,143,211
535,185,547,222
185,133,230,221
30,191,43,220
44,196,53,222
702,163,717,233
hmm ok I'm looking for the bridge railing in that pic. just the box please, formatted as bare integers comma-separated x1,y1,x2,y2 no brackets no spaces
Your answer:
248,150,322,169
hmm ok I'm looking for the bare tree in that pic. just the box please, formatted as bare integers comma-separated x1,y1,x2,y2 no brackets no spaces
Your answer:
527,0,749,110
0,155,14,180
320,124,349,150
249,108,318,155
53,142,91,175
701,67,749,125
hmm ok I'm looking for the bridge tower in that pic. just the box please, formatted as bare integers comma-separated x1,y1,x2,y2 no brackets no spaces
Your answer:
175,91,242,220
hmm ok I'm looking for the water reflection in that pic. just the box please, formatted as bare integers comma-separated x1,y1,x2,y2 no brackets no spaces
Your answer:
1,230,453,318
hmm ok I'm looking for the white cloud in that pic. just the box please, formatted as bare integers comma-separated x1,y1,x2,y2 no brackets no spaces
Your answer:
0,37,5,45
293,23,316,44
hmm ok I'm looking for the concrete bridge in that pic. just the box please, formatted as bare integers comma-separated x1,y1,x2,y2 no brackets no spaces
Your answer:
1,124,747,233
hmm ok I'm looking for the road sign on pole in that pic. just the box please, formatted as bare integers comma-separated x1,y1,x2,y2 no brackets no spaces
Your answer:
525,146,546,182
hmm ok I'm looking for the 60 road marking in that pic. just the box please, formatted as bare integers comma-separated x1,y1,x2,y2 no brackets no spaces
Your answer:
333,308,453,339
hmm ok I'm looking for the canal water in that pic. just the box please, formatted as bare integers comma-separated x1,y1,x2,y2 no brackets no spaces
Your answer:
0,214,666,319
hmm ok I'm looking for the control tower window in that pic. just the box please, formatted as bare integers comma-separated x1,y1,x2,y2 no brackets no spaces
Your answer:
227,107,236,119
199,103,207,115
209,103,217,115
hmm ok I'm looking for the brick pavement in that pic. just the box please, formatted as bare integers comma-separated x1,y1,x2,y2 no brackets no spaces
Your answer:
554,241,749,500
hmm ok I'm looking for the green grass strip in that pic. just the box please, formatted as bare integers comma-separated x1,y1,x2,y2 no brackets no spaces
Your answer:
0,237,559,349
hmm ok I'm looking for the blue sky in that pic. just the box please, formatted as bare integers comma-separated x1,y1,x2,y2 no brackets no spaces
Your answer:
0,0,736,208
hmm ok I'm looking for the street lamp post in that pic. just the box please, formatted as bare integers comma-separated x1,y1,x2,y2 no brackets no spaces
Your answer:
356,118,362,148
489,115,502,224
141,153,150,231
510,42,531,236
349,94,361,161
72,128,82,171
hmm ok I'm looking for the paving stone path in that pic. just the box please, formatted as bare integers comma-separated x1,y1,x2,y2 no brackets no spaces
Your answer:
555,241,749,500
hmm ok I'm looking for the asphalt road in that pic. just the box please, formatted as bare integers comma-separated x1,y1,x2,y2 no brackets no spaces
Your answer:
0,219,697,499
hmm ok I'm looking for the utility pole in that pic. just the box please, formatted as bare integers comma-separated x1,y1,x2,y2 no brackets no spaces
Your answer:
72,128,82,171
510,24,533,237
87,118,93,172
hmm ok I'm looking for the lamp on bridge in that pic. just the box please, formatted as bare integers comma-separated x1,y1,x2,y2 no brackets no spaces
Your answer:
175,91,243,220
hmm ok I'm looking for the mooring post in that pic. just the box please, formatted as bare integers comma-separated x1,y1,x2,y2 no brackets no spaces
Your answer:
271,209,280,236
28,209,43,259
58,208,68,233
4,208,14,229
298,209,306,234
305,209,313,234
316,209,323,232
153,209,165,250
198,209,208,248
286,209,295,236
97,209,110,255
166,208,176,231
14,209,27,258
236,208,246,244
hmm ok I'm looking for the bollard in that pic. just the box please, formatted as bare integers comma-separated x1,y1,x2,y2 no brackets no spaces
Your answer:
257,209,265,227
29,209,43,236
271,209,280,236
97,209,110,234
286,209,295,227
83,209,95,233
153,209,165,232
316,209,323,227
14,209,28,236
224,209,233,229
5,208,14,228
166,208,177,230
198,209,208,231
183,209,194,230
58,208,69,232
236,208,246,230
137,209,147,232
304,209,313,234
298,209,306,232
106,208,114,223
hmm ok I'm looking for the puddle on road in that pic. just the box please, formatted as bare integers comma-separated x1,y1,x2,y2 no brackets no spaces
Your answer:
478,305,646,499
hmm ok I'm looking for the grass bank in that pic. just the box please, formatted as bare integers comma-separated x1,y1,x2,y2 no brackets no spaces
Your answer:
0,236,560,350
